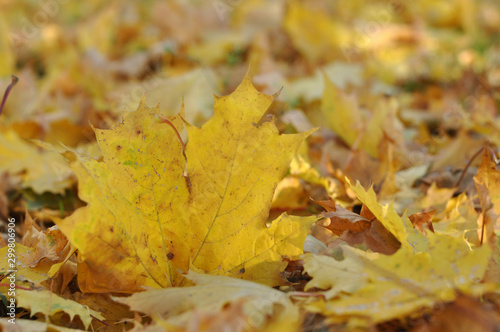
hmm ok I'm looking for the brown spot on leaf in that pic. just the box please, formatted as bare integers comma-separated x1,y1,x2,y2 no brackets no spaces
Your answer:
239,268,245,273
167,252,174,260
116,145,122,151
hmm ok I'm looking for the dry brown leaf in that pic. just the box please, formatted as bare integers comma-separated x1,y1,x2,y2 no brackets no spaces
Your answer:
315,198,371,235
408,210,436,234
20,212,71,268
315,198,400,254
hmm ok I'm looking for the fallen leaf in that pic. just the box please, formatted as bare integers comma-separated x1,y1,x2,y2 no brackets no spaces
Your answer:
16,289,105,330
69,292,134,332
408,210,436,234
21,212,72,268
338,219,401,255
128,68,222,126
303,182,492,325
420,182,456,211
0,129,73,194
321,77,362,154
315,198,371,235
57,76,318,292
348,179,410,246
114,271,298,330
0,240,73,285
303,251,367,299
474,147,500,239
313,198,400,255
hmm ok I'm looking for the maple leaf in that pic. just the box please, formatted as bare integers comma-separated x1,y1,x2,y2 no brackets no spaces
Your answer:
20,212,72,267
315,198,371,235
0,214,74,285
16,289,105,330
303,181,492,324
0,245,55,285
348,180,411,246
321,77,363,152
303,251,366,299
0,129,73,194
115,271,298,330
57,76,317,292
314,197,401,255
408,210,435,234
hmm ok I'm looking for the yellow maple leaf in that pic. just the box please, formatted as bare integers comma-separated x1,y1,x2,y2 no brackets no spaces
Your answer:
57,76,317,292
305,234,491,325
16,289,104,330
348,179,410,246
303,182,492,325
303,251,367,299
0,244,65,285
0,129,73,194
114,271,298,330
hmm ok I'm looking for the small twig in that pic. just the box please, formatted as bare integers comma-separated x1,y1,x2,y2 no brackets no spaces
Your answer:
90,314,108,326
0,75,18,116
479,146,498,246
454,146,484,189
480,212,485,245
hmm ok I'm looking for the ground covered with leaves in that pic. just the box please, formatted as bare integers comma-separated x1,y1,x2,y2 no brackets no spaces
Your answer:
1,0,500,331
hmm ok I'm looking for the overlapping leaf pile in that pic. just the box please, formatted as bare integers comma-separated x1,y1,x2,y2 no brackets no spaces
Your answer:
2,0,500,331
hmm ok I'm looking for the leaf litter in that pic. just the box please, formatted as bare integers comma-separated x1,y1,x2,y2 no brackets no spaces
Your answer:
1,1,500,331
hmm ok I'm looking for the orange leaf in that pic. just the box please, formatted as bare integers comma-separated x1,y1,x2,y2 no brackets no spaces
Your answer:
408,210,436,234
314,198,371,235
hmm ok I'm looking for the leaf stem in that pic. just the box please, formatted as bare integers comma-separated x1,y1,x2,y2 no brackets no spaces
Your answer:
159,116,186,158
454,146,484,189
0,75,19,117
